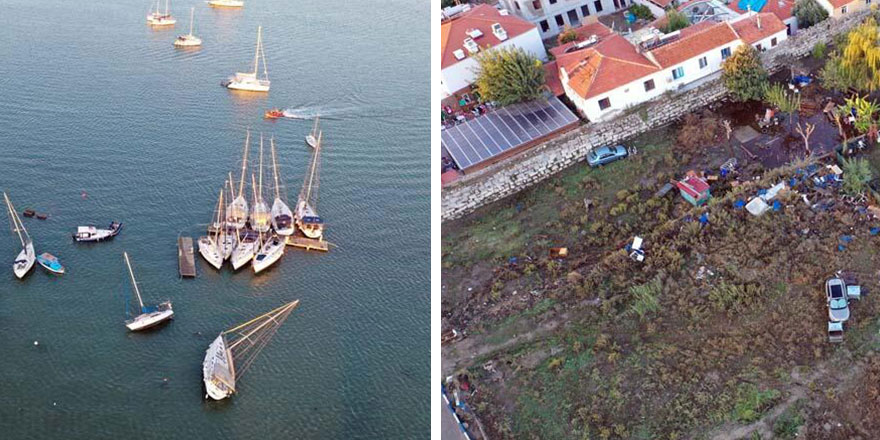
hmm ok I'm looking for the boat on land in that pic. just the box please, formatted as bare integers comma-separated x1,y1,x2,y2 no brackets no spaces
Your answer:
207,0,244,8
37,253,65,275
222,26,270,92
264,108,284,119
4,192,35,279
199,187,226,270
147,0,176,26
270,137,294,236
296,131,325,240
252,135,271,233
203,300,299,400
174,7,202,47
73,222,123,242
305,116,320,148
227,131,250,230
123,252,174,331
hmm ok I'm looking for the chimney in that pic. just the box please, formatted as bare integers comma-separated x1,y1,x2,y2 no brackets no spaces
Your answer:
757,13,761,29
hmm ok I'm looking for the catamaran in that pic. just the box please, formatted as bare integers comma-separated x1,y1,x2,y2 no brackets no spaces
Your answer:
203,300,299,400
270,138,294,236
222,26,270,92
123,252,174,332
252,135,271,233
296,131,325,240
174,7,202,47
207,0,244,8
305,116,320,149
199,187,226,270
4,192,35,279
147,0,176,26
226,131,250,230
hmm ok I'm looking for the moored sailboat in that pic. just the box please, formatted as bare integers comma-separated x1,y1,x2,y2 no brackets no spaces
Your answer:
222,26,270,92
252,135,271,233
296,131,325,240
203,300,300,400
305,116,320,149
174,7,202,47
253,232,284,274
270,137,294,236
4,192,35,279
147,0,176,26
226,131,250,230
207,0,244,8
199,187,226,270
123,252,174,332
230,229,259,270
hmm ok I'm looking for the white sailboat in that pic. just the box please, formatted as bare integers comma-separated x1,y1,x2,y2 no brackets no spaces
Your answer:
198,187,225,270
230,228,259,270
147,0,176,26
207,0,244,8
296,131,325,240
223,26,270,92
123,252,174,332
252,135,271,233
4,192,35,279
305,116,320,149
252,232,284,274
219,180,236,260
270,137,294,236
203,300,299,400
226,130,250,230
174,7,202,47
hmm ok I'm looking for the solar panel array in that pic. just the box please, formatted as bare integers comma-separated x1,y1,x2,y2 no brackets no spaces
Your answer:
441,96,579,171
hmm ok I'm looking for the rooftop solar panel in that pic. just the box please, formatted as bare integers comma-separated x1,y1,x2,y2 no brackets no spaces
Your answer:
441,96,579,171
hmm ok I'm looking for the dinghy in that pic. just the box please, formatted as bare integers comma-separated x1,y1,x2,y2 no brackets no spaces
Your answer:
123,252,173,331
36,253,65,275
73,222,122,242
4,192,35,279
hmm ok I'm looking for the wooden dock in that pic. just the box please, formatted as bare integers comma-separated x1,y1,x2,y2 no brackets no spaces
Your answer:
285,235,330,252
178,236,196,277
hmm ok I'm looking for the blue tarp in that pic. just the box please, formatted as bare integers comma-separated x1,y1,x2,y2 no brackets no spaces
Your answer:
738,0,768,12
734,200,746,209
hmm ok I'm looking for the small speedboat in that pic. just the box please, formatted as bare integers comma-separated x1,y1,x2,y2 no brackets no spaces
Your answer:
264,108,284,119
36,253,65,275
73,222,123,242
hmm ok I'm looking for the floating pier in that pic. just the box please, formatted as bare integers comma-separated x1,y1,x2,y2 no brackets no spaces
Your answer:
178,236,196,277
285,234,329,252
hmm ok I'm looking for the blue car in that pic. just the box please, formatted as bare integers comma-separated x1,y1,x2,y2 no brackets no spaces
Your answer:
587,145,628,167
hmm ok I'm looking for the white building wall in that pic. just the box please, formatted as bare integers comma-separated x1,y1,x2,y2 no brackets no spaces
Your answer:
750,29,788,52
440,27,548,97
499,0,627,38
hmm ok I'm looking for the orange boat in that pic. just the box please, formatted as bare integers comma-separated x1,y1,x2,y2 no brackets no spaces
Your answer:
264,108,284,119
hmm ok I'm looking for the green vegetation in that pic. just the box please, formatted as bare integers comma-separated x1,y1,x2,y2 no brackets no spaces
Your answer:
733,384,781,423
722,45,769,102
473,47,546,107
661,8,690,33
793,0,829,29
842,158,873,196
628,4,655,20
822,18,880,92
764,82,801,127
844,94,880,134
812,41,827,59
627,278,661,320
558,27,578,44
773,403,805,439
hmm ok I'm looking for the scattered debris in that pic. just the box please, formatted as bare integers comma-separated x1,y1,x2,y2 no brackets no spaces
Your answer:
550,247,568,259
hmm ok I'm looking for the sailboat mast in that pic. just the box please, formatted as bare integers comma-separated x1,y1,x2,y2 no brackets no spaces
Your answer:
165,0,169,16
312,116,319,137
239,129,250,197
253,26,262,76
4,192,27,247
271,137,281,200
124,252,145,309
258,134,264,203
225,300,300,349
189,7,194,36
215,187,224,242
303,131,321,204
228,172,237,200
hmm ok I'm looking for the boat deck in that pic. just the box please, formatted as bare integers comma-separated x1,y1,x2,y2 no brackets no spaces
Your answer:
285,234,329,252
178,236,196,277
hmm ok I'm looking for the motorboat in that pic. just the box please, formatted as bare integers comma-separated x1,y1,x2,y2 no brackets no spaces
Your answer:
73,222,123,242
36,253,65,275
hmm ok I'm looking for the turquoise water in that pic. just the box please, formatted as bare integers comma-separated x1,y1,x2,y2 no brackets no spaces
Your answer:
0,0,429,438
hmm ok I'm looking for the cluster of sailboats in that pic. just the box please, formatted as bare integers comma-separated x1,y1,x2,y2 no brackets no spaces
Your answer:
199,127,324,274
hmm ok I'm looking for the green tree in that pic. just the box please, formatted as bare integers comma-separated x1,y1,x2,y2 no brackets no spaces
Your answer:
441,0,460,8
558,27,578,44
845,94,880,134
629,4,655,20
661,8,690,33
821,19,880,92
842,158,873,196
764,83,800,127
722,45,769,102
793,0,829,29
473,47,546,106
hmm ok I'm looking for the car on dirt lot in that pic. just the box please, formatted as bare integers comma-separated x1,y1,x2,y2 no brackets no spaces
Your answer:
587,145,627,167
826,278,850,322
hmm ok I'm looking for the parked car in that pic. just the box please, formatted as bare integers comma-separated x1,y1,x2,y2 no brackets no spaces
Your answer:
587,145,627,167
826,278,850,322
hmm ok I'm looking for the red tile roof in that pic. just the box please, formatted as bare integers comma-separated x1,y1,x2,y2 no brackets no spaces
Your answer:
543,61,565,96
549,22,615,58
649,0,676,6
825,0,854,8
730,13,786,44
441,4,537,70
648,21,739,68
676,175,710,198
727,0,795,22
556,34,660,100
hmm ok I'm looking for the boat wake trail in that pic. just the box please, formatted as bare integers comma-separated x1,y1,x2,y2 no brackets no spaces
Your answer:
281,105,359,121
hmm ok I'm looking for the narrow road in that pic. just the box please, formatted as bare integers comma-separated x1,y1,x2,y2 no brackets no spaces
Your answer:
442,395,467,440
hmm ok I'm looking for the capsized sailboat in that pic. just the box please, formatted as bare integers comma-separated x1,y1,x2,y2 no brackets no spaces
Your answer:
296,131,325,240
222,26,270,92
252,135,271,233
4,192,35,279
199,187,226,270
174,7,202,47
226,130,250,230
123,252,174,332
203,300,299,400
305,116,320,149
270,137,294,236
147,0,176,26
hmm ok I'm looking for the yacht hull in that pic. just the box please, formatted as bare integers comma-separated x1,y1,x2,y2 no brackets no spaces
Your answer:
126,307,174,331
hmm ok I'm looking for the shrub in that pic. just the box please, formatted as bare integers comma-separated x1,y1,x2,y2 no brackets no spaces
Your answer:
733,384,781,422
812,41,826,59
677,112,720,149
661,9,690,33
722,45,769,102
629,4,654,20
842,158,872,196
793,0,829,29
473,47,546,106
628,278,662,320
558,27,578,44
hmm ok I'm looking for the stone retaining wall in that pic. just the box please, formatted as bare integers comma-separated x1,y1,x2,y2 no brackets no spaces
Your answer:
441,10,871,222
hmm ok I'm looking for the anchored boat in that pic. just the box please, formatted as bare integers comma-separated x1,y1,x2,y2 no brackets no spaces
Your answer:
203,300,299,400
296,131,325,240
270,137,294,236
305,116,320,148
253,233,284,274
4,192,35,279
230,229,258,270
123,252,174,332
36,253,65,275
251,135,271,233
147,0,176,26
73,222,122,242
222,26,270,92
207,0,244,8
227,131,250,230
174,7,202,47
199,187,226,270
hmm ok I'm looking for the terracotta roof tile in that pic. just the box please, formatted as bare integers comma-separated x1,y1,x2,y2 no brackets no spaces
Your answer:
441,5,537,70
648,21,739,68
557,34,660,100
730,13,786,44
549,22,614,58
543,61,565,96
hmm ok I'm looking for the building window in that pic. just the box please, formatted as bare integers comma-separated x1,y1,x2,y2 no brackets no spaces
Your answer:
567,9,579,25
868,0,872,4
786,23,791,35
672,66,684,80
532,0,542,10
594,0,604,12
756,43,763,51
540,20,550,32
698,57,707,69
644,79,655,91
771,37,778,46
841,5,848,13
549,0,557,3
581,5,590,15
598,97,611,110
721,47,731,59
515,1,521,10
555,14,564,26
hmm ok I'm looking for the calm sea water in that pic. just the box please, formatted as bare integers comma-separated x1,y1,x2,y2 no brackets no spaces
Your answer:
0,1,429,438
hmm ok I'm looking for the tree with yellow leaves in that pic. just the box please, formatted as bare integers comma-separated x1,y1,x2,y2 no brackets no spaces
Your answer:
822,18,880,92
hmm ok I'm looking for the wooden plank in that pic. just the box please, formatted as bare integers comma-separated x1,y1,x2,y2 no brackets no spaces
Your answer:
178,236,196,277
285,235,329,252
